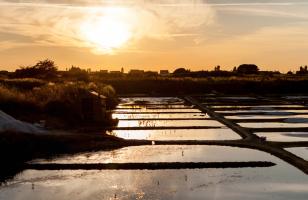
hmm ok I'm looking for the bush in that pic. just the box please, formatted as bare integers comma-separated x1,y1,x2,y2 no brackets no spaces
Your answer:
13,59,58,80
0,82,118,128
0,78,46,90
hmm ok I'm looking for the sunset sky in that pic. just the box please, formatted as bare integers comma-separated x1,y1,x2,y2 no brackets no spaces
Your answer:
1,0,308,72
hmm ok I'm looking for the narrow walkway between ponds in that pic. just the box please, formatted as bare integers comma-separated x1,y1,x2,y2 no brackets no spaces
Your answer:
24,161,275,170
184,96,308,174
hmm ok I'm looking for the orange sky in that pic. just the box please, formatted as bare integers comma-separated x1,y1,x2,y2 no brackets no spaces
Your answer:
1,0,308,72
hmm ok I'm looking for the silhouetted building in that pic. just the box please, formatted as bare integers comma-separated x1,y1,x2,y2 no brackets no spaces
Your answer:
145,71,158,77
109,71,121,74
129,69,144,76
296,65,308,75
100,70,108,74
160,70,170,76
108,71,123,77
0,70,9,78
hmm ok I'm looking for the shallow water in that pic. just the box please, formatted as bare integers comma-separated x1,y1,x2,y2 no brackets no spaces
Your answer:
1,146,308,200
112,113,209,119
255,132,308,142
117,104,193,108
239,122,308,128
117,120,223,128
120,97,184,105
286,147,308,161
218,110,308,114
284,96,308,100
30,145,278,164
226,114,308,119
1,96,308,200
108,128,240,140
211,105,305,108
114,108,201,113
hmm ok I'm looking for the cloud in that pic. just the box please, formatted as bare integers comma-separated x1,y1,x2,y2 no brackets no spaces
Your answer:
1,0,307,55
0,0,216,54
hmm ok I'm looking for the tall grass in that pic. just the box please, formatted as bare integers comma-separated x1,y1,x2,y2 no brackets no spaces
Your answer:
0,78,46,90
0,81,118,127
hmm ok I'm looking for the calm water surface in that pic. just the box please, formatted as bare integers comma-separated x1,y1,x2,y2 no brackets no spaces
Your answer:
256,132,308,142
1,146,308,200
108,128,240,140
1,97,307,199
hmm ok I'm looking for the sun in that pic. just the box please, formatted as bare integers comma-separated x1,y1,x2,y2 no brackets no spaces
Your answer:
80,8,132,53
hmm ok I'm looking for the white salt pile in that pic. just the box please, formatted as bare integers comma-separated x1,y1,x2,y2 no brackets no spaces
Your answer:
0,110,46,134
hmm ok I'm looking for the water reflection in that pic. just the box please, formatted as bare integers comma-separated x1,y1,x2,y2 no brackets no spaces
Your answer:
218,110,308,114
108,129,240,140
114,108,200,113
112,113,209,119
117,120,223,128
1,146,308,200
29,145,280,164
117,105,194,109
120,97,184,105
226,115,308,119
1,94,308,199
239,122,308,128
256,132,308,142
286,147,308,161
211,105,305,108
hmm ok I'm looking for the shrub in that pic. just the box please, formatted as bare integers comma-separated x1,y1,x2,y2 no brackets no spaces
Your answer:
0,82,118,128
13,59,58,80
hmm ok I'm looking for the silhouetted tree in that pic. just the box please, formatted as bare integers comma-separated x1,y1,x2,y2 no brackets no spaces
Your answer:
287,71,293,75
173,68,191,77
173,68,188,74
214,65,220,71
63,66,89,82
14,59,58,79
236,64,259,74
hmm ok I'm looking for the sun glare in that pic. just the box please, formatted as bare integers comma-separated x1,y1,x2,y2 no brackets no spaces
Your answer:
80,7,133,53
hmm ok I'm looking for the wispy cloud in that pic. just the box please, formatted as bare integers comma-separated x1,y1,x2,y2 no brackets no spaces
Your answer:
0,0,216,54
1,0,308,56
